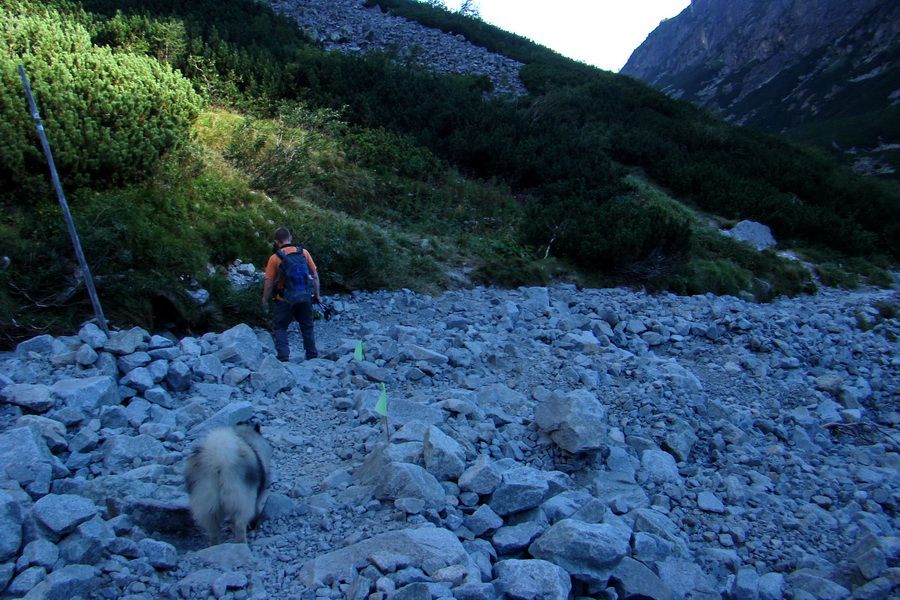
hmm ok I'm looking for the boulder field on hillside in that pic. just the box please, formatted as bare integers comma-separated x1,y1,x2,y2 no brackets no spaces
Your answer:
262,0,528,97
0,283,898,600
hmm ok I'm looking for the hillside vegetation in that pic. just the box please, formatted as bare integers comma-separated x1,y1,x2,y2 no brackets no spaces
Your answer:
1,0,897,346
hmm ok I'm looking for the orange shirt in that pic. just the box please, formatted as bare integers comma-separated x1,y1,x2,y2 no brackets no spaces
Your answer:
265,246,317,299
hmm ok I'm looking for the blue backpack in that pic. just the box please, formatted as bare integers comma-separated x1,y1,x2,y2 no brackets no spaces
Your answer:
276,246,312,305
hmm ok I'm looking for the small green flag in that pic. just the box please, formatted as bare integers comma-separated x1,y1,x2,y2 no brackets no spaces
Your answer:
354,339,364,361
374,383,388,416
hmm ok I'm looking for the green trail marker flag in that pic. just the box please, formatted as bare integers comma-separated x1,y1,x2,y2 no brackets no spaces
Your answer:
354,339,364,361
375,383,388,416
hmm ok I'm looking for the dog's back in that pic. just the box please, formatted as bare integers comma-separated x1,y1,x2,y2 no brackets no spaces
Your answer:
185,424,270,545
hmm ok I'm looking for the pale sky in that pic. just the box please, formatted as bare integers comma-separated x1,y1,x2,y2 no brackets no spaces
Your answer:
442,0,691,72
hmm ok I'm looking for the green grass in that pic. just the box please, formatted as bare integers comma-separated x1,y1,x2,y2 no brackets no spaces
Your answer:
626,174,817,300
797,247,895,289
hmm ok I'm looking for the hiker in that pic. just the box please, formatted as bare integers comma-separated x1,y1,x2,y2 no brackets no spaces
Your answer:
261,227,320,361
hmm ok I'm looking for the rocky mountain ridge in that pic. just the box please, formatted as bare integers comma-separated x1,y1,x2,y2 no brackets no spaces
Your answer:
0,280,899,599
621,0,900,175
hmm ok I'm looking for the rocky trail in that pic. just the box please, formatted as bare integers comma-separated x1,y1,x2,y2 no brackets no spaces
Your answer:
1,282,899,600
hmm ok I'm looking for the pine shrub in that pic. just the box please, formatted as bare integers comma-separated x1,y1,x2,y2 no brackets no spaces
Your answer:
529,194,692,278
0,8,201,197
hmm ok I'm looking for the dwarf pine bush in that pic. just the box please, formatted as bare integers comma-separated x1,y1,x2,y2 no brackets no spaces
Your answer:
0,6,201,198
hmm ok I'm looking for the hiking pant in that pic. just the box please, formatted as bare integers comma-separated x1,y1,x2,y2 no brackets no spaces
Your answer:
272,299,318,360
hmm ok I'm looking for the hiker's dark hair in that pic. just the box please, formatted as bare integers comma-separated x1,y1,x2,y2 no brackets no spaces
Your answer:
274,227,291,243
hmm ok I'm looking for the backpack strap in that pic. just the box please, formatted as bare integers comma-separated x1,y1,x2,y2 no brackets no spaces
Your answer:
274,249,287,295
275,245,300,261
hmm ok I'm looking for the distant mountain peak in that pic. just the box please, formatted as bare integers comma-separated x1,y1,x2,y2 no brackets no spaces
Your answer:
621,0,900,175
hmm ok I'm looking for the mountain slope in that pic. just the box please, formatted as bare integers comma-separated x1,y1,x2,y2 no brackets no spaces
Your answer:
1,0,898,345
621,0,900,176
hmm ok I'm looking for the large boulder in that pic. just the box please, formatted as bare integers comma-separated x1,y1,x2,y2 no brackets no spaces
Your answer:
0,490,23,561
215,323,265,370
629,508,691,556
494,559,571,600
724,220,777,251
475,384,528,426
78,323,108,349
0,384,56,413
300,527,468,587
0,426,69,495
57,516,116,565
492,521,547,555
166,361,192,392
106,486,192,535
528,518,631,585
533,390,607,454
354,446,445,508
32,494,99,541
20,564,99,600
51,376,119,414
376,462,446,508
655,558,722,600
423,426,466,482
103,327,148,355
592,472,650,514
609,557,675,600
458,455,502,496
639,450,682,485
489,465,551,516
100,435,168,473
465,504,504,537
16,335,67,359
250,355,295,395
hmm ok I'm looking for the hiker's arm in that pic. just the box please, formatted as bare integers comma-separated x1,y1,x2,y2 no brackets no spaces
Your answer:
262,278,276,305
312,271,320,303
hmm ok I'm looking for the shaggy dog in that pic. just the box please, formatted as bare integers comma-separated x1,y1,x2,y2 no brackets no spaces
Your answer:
184,422,272,545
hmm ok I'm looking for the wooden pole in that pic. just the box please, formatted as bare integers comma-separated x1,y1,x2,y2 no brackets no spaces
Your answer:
18,65,109,335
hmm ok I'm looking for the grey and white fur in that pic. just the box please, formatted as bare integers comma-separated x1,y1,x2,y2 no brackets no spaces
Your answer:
184,422,272,545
